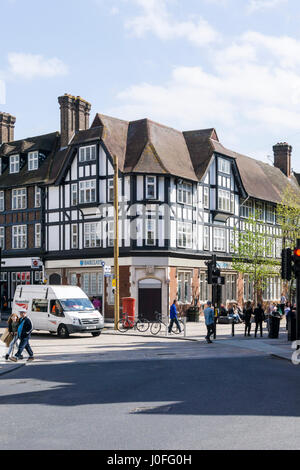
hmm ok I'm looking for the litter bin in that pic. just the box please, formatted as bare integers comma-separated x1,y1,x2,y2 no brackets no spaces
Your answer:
121,297,136,328
268,315,280,339
288,314,296,342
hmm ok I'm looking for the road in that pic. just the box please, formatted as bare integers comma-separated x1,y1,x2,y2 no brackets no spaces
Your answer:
0,330,300,450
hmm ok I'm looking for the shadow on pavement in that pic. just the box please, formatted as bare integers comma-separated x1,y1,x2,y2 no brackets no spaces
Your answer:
0,354,299,417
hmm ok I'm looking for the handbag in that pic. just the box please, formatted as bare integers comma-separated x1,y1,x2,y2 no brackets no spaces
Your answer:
1,329,13,347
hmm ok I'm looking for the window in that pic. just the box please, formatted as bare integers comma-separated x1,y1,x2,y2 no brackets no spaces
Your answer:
70,273,77,286
10,155,20,174
108,179,114,202
263,277,281,301
203,226,210,251
71,184,78,206
71,224,78,249
225,274,237,301
12,225,27,249
84,223,101,248
79,180,96,204
0,227,4,249
177,272,192,303
213,227,226,252
266,204,275,224
177,182,192,205
79,145,97,163
32,299,48,312
80,273,103,296
240,199,253,218
28,151,39,171
12,188,26,210
145,219,156,246
256,201,264,221
35,224,41,248
108,221,114,247
203,187,209,209
35,187,41,208
218,158,231,174
218,189,231,212
178,222,192,249
146,176,156,199
0,191,4,211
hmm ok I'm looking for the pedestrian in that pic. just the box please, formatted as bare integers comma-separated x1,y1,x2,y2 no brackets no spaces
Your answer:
280,293,286,317
220,304,228,316
204,301,215,343
168,300,181,334
254,303,265,338
5,313,20,360
9,309,34,362
93,296,101,312
284,302,291,330
243,301,253,337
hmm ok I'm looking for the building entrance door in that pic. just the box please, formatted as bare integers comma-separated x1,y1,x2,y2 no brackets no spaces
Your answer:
138,278,162,321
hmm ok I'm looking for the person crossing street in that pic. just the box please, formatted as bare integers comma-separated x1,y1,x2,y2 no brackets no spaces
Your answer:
9,309,34,362
168,300,182,334
204,301,215,343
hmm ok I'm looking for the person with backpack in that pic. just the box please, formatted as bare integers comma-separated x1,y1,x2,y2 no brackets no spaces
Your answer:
254,303,265,338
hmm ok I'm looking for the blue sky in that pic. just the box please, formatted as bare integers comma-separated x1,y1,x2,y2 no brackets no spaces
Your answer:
1,0,300,171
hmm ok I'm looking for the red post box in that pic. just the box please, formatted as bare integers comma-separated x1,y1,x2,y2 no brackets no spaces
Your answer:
122,297,136,328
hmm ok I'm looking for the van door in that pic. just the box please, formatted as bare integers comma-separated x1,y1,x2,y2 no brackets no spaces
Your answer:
47,300,65,332
31,299,49,331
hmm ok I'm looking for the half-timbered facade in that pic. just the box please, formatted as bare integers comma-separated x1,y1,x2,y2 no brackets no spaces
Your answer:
1,93,299,319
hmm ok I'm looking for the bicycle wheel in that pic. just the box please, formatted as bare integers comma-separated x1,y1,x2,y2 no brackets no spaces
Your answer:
117,319,128,333
172,319,184,335
136,318,149,333
150,321,162,336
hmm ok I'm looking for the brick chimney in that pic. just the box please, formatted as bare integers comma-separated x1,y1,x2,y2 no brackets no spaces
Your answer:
58,94,91,148
0,112,16,144
273,142,292,178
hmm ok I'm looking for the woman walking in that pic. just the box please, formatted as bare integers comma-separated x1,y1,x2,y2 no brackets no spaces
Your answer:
5,313,19,360
243,301,253,337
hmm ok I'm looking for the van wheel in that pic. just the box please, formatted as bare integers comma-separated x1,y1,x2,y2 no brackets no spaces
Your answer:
58,324,69,338
91,331,101,337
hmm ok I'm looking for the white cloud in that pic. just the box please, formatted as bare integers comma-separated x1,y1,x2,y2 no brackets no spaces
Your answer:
247,0,287,12
109,30,300,143
125,0,220,46
7,53,68,80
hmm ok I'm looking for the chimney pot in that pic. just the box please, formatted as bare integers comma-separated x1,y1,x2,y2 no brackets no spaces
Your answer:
58,94,91,148
273,142,292,178
0,112,16,144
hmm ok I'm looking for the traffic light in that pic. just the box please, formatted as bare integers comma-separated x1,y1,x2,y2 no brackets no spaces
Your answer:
281,248,292,281
206,261,213,284
294,241,300,277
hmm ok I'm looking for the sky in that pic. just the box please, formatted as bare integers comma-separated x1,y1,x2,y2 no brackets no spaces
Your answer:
0,0,300,172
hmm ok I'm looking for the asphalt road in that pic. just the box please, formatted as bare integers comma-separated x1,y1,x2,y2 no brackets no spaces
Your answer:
0,339,299,450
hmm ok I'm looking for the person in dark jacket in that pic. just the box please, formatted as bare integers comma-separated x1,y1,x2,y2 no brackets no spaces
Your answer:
254,303,265,338
243,301,253,337
9,310,34,362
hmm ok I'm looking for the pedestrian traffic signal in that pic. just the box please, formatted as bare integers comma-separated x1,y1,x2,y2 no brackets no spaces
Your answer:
281,248,292,281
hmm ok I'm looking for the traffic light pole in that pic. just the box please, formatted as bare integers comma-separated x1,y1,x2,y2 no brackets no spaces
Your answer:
113,154,120,331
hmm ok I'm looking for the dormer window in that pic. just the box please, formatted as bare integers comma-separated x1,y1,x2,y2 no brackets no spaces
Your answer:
10,155,19,174
79,145,96,163
218,158,231,175
28,151,39,171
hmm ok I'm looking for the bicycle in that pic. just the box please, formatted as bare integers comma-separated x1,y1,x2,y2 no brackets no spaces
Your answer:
117,313,150,333
150,311,165,336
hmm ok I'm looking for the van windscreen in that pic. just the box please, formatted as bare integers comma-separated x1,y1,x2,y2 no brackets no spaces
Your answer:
60,299,94,311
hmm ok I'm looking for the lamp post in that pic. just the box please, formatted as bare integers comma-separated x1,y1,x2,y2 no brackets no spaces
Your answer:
113,154,120,330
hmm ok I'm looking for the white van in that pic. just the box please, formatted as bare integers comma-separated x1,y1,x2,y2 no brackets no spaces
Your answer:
12,285,104,338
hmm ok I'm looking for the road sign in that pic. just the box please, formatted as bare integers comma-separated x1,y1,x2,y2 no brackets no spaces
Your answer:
112,279,116,288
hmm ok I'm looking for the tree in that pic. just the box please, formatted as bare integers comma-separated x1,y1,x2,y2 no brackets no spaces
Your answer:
231,209,280,305
276,183,300,301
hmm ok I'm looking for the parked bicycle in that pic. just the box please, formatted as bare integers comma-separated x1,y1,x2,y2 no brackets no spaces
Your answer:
117,313,150,333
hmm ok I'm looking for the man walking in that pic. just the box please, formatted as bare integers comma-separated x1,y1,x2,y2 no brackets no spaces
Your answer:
9,309,34,362
254,303,265,338
168,300,181,334
204,301,214,343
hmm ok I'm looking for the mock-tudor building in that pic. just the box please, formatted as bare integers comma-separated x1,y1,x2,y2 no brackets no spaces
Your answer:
0,94,299,320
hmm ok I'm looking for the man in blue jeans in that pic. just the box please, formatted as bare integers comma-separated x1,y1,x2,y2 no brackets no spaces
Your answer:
204,301,215,343
10,309,34,362
168,300,181,334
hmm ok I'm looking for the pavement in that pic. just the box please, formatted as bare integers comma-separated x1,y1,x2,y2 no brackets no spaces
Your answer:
0,316,294,376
